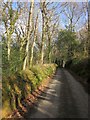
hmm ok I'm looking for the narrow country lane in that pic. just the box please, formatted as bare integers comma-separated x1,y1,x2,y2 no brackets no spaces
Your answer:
18,69,89,118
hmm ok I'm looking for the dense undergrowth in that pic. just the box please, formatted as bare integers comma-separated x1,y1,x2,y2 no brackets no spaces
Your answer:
66,58,90,83
2,64,57,118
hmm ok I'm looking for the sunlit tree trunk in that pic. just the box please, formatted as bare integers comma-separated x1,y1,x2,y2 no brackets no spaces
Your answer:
41,21,45,64
48,35,51,63
7,39,11,61
23,0,34,70
30,13,38,67
7,30,11,61
40,2,46,64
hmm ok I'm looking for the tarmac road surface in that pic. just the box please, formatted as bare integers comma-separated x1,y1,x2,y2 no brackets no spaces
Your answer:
29,69,88,118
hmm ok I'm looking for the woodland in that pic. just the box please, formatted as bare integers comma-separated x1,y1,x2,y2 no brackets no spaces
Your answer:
0,1,89,118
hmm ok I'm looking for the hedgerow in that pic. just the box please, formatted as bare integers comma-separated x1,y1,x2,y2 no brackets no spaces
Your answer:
66,58,89,81
2,64,57,118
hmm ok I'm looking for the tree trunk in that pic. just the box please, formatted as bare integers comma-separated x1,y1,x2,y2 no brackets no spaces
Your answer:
23,0,34,70
41,39,44,64
40,2,46,64
7,32,11,61
7,40,11,61
23,39,30,70
30,42,35,68
48,37,51,63
30,13,38,67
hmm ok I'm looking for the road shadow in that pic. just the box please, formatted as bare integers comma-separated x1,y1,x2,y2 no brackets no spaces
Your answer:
14,89,56,118
12,69,62,118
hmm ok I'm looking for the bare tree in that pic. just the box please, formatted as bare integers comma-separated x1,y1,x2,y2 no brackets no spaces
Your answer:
63,2,83,31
